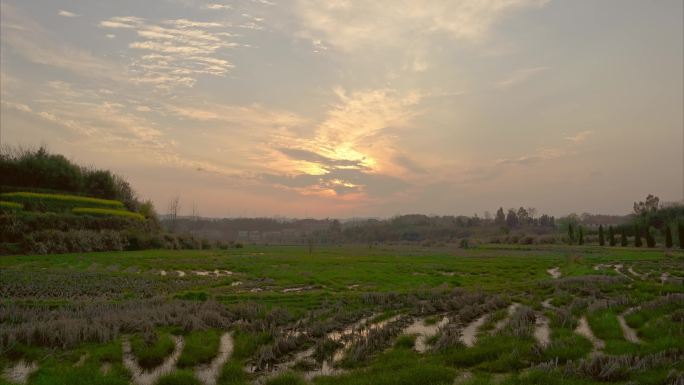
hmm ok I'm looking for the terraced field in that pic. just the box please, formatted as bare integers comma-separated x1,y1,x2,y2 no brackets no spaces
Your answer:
0,245,682,385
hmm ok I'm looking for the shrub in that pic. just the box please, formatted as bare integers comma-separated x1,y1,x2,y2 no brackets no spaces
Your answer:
1,192,124,211
72,207,144,220
21,229,129,254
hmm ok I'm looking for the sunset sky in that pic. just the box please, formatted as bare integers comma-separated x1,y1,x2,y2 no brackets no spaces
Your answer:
2,0,682,218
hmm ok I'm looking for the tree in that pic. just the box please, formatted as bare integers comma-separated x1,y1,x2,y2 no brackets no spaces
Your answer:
167,195,181,233
634,225,642,247
506,209,519,228
620,228,628,246
664,225,673,248
567,224,575,244
578,226,584,245
495,207,506,226
645,227,655,248
598,225,605,246
517,207,529,225
633,194,660,215
608,226,616,246
679,221,684,249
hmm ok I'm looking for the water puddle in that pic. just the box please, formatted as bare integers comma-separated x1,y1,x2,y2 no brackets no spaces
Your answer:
627,266,644,279
2,361,38,384
122,335,184,385
574,316,604,352
100,362,112,375
533,314,551,348
195,332,234,385
460,314,488,347
547,267,561,279
73,352,89,367
402,315,449,352
491,303,519,334
617,308,641,344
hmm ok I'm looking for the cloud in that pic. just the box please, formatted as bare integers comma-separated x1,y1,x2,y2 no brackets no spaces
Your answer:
495,66,548,88
295,0,549,52
204,3,232,11
565,130,593,144
58,10,80,18
99,16,238,88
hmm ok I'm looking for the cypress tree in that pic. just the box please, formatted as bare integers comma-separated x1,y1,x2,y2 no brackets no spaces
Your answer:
645,227,655,248
679,221,684,249
598,225,605,246
665,225,673,248
567,224,575,245
634,225,642,247
620,228,628,246
608,226,616,246
578,226,584,245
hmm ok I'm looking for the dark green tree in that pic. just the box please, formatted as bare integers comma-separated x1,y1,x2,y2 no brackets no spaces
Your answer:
645,227,655,248
664,225,673,248
598,225,605,246
567,223,575,244
578,226,584,245
634,225,642,247
620,228,628,246
608,226,616,246
679,221,684,249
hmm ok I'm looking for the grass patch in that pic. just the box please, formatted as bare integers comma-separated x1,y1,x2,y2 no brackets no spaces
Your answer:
1,192,124,211
156,370,202,385
0,201,23,211
72,207,144,220
130,332,176,369
178,329,221,368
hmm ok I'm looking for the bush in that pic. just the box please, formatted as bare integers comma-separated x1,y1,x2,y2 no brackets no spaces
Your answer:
21,229,129,254
72,207,144,220
1,192,124,211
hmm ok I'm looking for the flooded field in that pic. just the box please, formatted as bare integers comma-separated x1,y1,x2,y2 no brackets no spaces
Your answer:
0,245,682,385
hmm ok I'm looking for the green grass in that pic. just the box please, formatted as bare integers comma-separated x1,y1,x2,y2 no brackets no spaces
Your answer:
156,370,202,385
130,332,176,369
177,329,221,367
0,192,125,211
1,245,682,385
71,207,144,220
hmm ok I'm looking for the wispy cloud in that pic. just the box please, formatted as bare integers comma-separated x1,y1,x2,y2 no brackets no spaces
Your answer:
296,0,549,52
495,66,548,88
57,10,80,18
204,3,232,11
565,130,593,144
99,16,239,88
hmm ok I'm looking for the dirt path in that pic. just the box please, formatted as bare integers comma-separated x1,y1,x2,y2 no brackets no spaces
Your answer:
617,308,641,344
574,316,604,352
547,267,561,279
402,315,449,353
2,361,38,385
122,335,184,385
460,314,488,347
533,314,551,348
491,303,519,335
195,332,234,385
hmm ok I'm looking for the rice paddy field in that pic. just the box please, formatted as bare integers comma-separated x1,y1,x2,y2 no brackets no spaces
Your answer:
1,244,683,385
